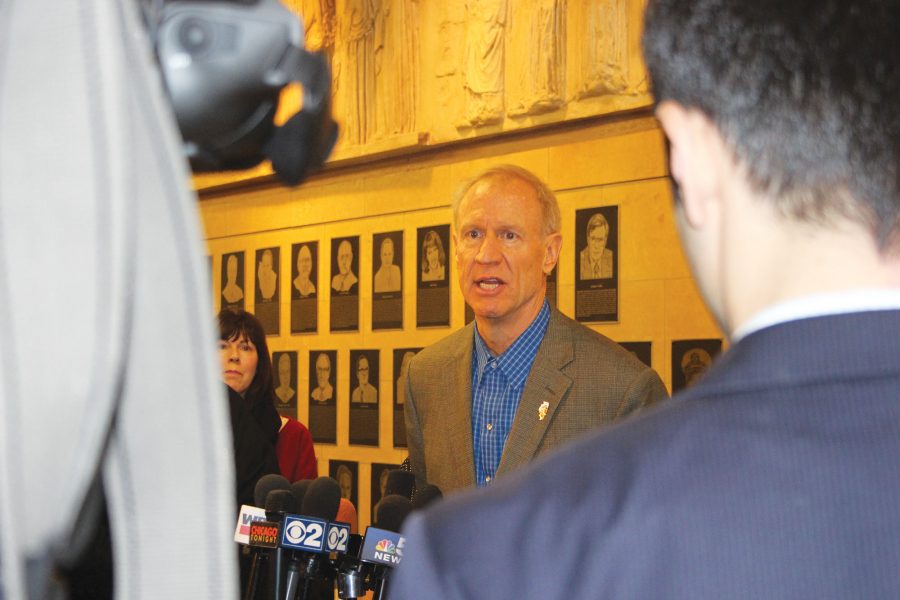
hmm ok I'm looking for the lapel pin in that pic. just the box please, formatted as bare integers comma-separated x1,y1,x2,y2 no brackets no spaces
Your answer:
538,401,550,421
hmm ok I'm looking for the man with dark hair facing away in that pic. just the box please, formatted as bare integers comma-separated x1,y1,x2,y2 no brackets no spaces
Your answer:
392,1,900,598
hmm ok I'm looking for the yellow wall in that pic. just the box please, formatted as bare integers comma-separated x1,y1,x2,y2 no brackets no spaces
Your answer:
198,111,722,526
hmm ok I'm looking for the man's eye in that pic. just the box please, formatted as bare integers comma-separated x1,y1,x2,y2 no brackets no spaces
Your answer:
501,231,518,241
465,230,481,239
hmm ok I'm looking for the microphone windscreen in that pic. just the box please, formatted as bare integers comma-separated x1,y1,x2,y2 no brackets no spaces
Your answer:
335,497,358,534
265,489,297,515
412,484,443,510
300,476,341,521
290,479,312,508
254,474,291,507
374,495,413,532
384,469,416,500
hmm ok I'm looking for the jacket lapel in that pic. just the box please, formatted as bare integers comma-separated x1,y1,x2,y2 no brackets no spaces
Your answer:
444,324,477,488
497,311,573,476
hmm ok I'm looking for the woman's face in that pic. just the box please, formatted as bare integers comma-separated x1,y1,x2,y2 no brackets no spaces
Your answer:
426,243,440,268
219,334,258,395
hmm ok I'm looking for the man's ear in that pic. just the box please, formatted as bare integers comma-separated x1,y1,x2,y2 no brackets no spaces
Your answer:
656,101,725,230
543,232,562,274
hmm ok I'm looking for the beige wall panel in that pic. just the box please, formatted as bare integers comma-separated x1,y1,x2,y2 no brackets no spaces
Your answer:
599,178,690,281
665,277,721,340
548,122,667,190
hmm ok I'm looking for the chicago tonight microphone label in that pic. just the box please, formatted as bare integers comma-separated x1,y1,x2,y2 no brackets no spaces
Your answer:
248,520,280,548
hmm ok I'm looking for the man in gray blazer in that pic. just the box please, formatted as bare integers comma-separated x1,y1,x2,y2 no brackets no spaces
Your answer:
404,165,667,494
393,1,900,598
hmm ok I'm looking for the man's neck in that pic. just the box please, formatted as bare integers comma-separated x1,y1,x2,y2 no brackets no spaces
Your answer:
725,214,900,336
475,298,546,355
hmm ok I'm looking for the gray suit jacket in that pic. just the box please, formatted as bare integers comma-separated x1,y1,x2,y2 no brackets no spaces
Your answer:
403,309,668,494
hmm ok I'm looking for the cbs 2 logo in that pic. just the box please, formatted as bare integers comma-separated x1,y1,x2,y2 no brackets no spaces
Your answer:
326,523,349,552
284,519,324,550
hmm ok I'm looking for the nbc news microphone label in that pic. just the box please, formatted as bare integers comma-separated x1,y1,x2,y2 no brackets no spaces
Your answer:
361,527,405,567
281,515,328,553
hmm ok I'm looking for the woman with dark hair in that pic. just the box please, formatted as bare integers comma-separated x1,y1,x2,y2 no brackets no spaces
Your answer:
421,230,446,282
219,309,317,488
218,309,281,507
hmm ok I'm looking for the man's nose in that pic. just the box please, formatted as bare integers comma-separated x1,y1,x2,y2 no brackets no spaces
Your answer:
475,235,501,263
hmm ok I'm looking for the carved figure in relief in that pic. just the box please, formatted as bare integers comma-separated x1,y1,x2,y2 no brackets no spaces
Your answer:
506,0,565,117
374,0,419,138
460,0,507,127
573,0,628,99
333,0,378,145
297,0,336,54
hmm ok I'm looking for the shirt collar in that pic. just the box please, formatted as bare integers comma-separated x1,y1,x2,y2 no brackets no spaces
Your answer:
473,301,551,389
732,288,900,342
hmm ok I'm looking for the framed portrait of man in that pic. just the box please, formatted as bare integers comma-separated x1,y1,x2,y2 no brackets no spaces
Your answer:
574,206,619,323
220,251,245,310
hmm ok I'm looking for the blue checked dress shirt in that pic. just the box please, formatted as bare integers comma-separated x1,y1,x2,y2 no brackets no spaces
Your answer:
471,301,551,487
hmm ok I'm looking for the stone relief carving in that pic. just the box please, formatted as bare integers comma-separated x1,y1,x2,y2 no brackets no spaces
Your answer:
459,0,507,127
333,0,378,145
374,0,419,138
292,0,638,151
298,0,336,54
571,0,629,99
506,0,566,117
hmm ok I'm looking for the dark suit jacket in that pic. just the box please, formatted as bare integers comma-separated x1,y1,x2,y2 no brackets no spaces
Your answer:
392,311,900,599
403,308,668,494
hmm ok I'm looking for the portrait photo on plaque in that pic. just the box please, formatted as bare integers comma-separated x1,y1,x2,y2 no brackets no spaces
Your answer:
220,251,245,310
671,339,723,393
349,349,379,446
619,341,652,368
290,241,318,334
416,224,450,327
372,231,403,330
308,350,337,444
370,462,401,520
575,206,619,323
330,236,360,332
272,350,297,416
329,460,358,511
393,347,421,448
254,247,280,335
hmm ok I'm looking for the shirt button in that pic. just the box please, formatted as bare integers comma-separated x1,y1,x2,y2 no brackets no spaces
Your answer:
485,476,492,483
490,362,497,369
486,423,493,431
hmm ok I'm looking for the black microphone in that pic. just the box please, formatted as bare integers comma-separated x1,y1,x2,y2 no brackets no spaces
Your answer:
345,495,413,600
255,474,292,508
290,480,312,509
411,484,443,511
282,477,344,600
383,470,416,501
373,495,413,532
266,490,298,600
244,476,292,600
